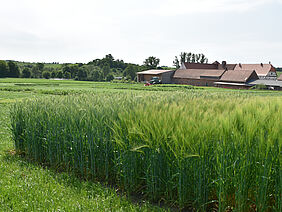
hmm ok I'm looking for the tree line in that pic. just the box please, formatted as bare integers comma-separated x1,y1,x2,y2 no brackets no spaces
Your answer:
0,52,208,80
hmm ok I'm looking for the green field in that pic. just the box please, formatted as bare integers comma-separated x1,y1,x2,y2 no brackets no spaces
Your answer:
1,78,281,211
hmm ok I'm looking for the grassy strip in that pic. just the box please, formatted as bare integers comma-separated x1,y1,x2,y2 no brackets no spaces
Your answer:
10,92,282,210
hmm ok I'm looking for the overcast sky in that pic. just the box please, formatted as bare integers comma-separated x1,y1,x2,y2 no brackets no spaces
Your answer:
1,0,282,66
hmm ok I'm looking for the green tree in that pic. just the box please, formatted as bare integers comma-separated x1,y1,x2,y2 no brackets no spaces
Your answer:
89,70,102,81
77,68,87,81
173,56,180,69
124,65,138,80
143,56,160,69
0,60,9,78
32,66,41,78
22,68,31,78
64,72,71,79
36,63,44,71
31,63,44,78
63,64,79,78
42,71,51,79
106,73,114,81
51,71,56,78
56,70,63,78
7,61,20,77
173,52,208,68
102,64,111,78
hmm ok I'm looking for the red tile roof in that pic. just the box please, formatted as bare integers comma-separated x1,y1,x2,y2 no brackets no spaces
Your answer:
220,70,258,83
183,63,219,70
173,69,226,79
183,62,236,70
234,64,275,76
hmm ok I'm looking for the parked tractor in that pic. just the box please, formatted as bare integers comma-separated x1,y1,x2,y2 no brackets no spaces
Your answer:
149,77,162,84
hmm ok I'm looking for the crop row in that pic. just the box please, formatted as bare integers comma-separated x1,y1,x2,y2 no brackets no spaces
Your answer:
11,92,281,210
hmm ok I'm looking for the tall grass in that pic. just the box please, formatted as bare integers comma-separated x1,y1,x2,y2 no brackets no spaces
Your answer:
11,92,281,210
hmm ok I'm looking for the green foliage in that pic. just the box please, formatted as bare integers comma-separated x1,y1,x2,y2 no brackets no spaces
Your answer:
8,54,147,81
51,70,57,78
102,64,111,78
42,71,51,79
56,70,63,78
36,63,44,71
64,72,71,79
276,69,282,77
32,66,41,78
89,54,127,70
251,84,267,90
106,73,114,81
0,60,9,77
89,69,102,81
62,64,79,78
124,65,138,80
173,56,180,69
173,52,208,68
7,61,20,78
11,92,282,210
22,68,31,78
77,68,88,81
143,56,160,69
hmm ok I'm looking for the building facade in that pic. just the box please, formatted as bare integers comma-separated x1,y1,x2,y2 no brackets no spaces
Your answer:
137,70,175,84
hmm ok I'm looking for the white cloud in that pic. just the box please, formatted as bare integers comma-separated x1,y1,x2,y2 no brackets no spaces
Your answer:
155,0,274,16
0,0,282,65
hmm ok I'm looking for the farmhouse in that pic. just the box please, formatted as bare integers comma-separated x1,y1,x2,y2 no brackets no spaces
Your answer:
137,69,174,83
214,70,259,89
234,63,277,79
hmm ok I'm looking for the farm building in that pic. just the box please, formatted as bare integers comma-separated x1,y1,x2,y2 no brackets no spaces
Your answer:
137,69,175,83
138,61,280,89
173,61,279,89
173,69,226,86
248,80,282,90
234,63,277,79
180,61,237,70
214,70,259,89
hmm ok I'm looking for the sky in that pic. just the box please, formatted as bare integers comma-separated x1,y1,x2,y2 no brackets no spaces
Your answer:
1,0,282,67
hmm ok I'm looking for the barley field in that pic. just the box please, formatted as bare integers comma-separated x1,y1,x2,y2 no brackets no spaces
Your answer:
10,90,282,211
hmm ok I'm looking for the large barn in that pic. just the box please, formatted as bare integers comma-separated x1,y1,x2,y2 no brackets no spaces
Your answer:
173,69,226,86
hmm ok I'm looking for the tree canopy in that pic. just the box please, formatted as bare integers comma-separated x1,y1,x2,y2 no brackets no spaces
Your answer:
143,56,160,69
7,61,20,78
173,52,208,69
0,60,9,77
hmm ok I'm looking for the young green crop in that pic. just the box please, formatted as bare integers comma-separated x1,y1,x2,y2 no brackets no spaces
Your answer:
11,91,281,210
